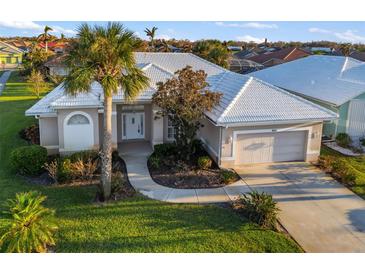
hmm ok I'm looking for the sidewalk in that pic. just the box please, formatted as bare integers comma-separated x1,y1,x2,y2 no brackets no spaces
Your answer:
0,70,12,95
123,154,250,204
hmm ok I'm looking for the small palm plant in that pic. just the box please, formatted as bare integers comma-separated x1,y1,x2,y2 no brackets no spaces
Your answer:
0,191,58,253
233,191,280,230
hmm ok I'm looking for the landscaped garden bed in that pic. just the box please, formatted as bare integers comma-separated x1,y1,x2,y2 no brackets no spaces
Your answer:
318,145,365,198
148,142,240,189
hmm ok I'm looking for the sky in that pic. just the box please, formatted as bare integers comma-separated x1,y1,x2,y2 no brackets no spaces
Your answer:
0,21,365,43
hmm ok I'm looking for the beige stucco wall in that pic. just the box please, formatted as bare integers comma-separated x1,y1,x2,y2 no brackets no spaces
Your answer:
39,116,59,154
57,108,100,152
220,122,323,168
197,118,221,162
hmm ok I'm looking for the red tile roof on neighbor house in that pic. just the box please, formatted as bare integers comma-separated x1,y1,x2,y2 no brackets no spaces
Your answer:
247,47,311,66
38,41,68,49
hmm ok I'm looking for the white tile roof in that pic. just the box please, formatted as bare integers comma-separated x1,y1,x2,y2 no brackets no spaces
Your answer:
26,52,337,124
250,55,365,106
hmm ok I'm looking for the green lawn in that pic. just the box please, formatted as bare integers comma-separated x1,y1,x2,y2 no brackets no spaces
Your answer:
321,145,365,198
0,72,301,252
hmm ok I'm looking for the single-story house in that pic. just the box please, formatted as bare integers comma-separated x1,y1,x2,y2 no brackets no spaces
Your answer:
0,41,23,69
247,47,310,68
44,54,68,76
251,55,365,141
26,53,336,167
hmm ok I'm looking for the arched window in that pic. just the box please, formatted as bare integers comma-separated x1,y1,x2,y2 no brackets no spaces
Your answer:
67,114,90,125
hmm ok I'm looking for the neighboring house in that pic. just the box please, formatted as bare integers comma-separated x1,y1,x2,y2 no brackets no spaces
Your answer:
349,51,365,62
229,58,263,74
38,41,68,54
247,47,310,68
44,54,68,76
227,46,243,51
251,55,365,142
6,40,32,53
0,41,23,69
26,53,336,167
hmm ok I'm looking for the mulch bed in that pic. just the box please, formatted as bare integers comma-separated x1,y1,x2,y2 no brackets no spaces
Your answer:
148,157,239,189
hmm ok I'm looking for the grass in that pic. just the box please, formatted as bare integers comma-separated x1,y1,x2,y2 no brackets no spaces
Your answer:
321,145,365,198
0,71,301,252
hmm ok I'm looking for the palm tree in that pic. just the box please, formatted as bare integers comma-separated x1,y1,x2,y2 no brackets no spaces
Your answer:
341,43,352,56
59,33,66,42
64,23,149,200
144,26,158,50
0,191,57,253
37,25,54,52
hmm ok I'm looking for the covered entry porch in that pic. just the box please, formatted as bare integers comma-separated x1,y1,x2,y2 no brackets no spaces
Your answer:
114,103,167,150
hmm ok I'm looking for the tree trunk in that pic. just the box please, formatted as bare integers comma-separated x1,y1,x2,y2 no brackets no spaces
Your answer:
45,41,48,53
101,95,113,199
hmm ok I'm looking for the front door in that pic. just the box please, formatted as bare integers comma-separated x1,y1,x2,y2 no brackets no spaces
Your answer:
122,112,144,140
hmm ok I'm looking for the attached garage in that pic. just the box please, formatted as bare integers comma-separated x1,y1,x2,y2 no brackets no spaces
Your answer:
236,131,307,164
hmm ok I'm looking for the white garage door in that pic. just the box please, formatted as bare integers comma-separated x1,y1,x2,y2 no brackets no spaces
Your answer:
64,113,94,151
347,99,365,139
236,131,307,164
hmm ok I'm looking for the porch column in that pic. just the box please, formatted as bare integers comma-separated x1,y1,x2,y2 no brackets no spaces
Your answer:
151,105,164,146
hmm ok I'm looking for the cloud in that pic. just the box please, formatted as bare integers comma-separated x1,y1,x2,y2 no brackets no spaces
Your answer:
0,21,43,30
308,27,331,33
156,34,171,40
50,26,77,35
334,30,365,43
236,35,265,43
308,27,365,43
216,22,278,29
0,21,76,36
167,28,175,34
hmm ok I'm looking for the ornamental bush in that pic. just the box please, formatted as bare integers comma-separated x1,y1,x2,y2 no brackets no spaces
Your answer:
10,145,47,175
197,156,212,169
220,169,239,184
336,133,352,148
233,191,280,230
0,191,57,253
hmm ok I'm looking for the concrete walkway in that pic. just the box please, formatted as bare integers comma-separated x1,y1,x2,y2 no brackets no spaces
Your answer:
235,162,365,252
119,143,250,204
0,70,12,95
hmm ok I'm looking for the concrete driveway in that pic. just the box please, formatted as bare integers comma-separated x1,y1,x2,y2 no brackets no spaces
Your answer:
235,162,365,252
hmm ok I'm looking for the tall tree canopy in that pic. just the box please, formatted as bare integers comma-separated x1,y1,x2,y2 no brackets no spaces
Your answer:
152,66,222,159
63,22,149,200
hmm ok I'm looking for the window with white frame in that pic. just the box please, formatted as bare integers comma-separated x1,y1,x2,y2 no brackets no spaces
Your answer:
167,116,176,140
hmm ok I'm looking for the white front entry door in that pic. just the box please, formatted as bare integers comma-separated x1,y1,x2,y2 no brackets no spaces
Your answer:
122,112,145,140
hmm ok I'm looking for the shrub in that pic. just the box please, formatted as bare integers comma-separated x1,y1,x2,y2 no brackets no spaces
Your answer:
149,155,161,169
336,133,352,148
233,191,280,230
153,143,178,157
220,169,239,184
10,145,47,175
0,191,57,253
197,156,212,169
69,150,99,162
360,137,365,147
57,158,73,182
192,139,205,155
71,158,98,182
43,160,58,183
